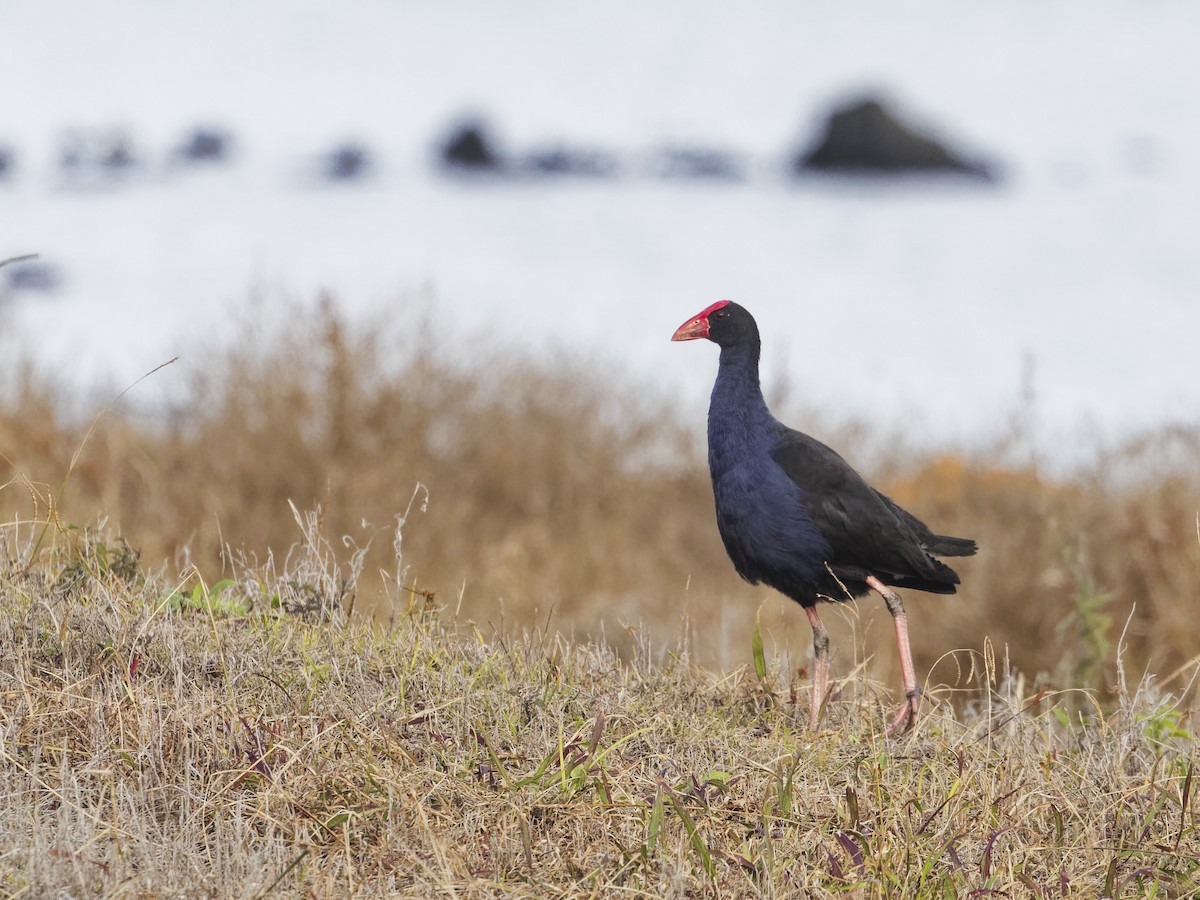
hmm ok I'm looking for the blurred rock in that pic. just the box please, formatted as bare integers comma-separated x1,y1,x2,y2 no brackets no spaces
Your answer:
438,118,620,179
440,120,503,171
794,95,998,181
650,146,743,180
58,132,86,175
174,127,234,164
323,143,371,181
521,146,619,178
57,129,142,184
0,146,14,180
3,258,63,294
98,132,139,173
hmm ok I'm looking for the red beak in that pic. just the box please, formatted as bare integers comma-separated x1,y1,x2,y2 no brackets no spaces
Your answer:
671,314,709,341
672,300,729,342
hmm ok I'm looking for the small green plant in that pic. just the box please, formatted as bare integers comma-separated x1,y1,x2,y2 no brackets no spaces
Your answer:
53,530,143,596
1137,703,1194,745
1061,550,1115,691
163,577,249,616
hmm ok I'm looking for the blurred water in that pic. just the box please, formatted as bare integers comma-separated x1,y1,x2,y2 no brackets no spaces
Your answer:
2,0,1198,459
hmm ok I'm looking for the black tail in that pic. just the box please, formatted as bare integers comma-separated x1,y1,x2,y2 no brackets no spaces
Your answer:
924,534,977,557
887,556,962,594
873,489,978,559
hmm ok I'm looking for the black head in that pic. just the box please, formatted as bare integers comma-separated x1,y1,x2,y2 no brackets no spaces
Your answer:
671,300,759,349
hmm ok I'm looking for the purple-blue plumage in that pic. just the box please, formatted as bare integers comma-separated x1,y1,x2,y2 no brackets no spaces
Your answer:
673,299,977,732
705,332,835,595
676,299,974,609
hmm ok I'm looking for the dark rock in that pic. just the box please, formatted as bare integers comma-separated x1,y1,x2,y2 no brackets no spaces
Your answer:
57,129,142,182
795,95,997,181
438,118,619,179
521,146,619,178
99,133,139,172
0,146,14,179
175,127,233,163
324,143,371,181
58,133,86,174
650,146,743,180
4,258,63,294
440,120,503,171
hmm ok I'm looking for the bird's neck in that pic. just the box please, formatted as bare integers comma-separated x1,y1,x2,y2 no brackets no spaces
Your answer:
708,341,773,447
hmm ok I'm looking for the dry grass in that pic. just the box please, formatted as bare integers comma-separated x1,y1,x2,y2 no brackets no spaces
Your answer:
1,292,1199,896
1,294,1197,702
0,518,1197,898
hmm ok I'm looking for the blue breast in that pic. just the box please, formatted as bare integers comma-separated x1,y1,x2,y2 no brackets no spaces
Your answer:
709,419,831,592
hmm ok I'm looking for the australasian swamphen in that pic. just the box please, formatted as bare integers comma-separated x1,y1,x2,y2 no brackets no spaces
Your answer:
672,300,977,733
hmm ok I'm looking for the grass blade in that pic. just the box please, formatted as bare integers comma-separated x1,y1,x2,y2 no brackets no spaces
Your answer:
664,785,715,882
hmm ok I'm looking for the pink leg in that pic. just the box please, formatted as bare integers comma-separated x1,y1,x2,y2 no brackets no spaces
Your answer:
866,575,920,734
804,605,831,729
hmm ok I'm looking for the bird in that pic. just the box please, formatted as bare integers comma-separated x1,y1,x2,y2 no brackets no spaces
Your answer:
672,300,976,733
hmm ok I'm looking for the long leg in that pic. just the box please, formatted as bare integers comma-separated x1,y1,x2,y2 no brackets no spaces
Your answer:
804,604,830,729
866,575,920,734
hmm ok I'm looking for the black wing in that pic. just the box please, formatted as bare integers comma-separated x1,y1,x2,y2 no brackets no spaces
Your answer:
769,426,962,591
872,489,977,557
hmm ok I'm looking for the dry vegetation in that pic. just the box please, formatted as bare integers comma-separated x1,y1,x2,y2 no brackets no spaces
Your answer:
1,291,1198,896
0,518,1197,897
1,294,1196,693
